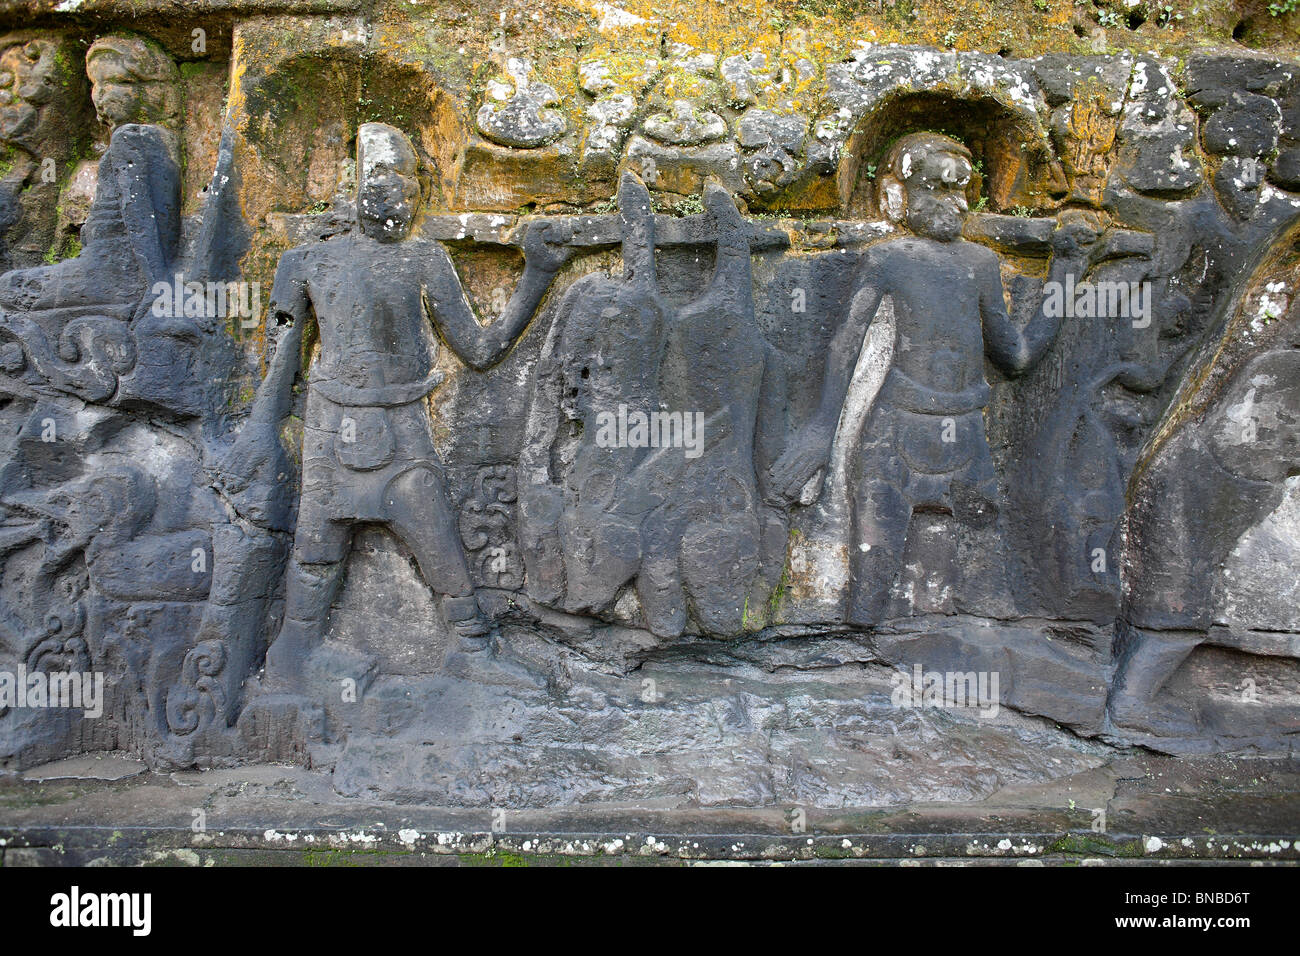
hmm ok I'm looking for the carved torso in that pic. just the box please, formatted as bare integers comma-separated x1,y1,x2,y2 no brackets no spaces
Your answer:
289,235,442,395
866,237,997,399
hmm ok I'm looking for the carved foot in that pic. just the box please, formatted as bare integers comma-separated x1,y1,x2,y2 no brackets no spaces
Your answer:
442,592,490,641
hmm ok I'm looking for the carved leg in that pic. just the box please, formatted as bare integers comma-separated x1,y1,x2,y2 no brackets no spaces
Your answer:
680,508,761,635
950,465,1006,616
174,523,287,733
263,515,351,689
385,466,546,687
636,513,687,638
381,465,483,643
847,476,911,628
560,500,641,616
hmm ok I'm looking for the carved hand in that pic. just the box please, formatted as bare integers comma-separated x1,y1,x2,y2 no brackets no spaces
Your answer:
522,220,576,273
703,181,745,231
211,443,252,497
767,426,833,504
211,423,278,497
1050,209,1105,264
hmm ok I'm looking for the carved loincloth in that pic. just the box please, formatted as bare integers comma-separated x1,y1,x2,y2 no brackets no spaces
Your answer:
297,366,445,527
857,368,998,509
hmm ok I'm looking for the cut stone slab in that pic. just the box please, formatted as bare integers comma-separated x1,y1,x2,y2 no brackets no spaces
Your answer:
0,752,1296,865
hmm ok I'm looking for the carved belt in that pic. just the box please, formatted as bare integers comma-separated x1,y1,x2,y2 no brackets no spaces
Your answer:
311,366,445,408
880,369,990,416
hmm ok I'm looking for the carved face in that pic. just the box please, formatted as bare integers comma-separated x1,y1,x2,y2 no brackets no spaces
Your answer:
900,146,972,242
87,51,145,127
358,167,418,242
0,40,56,147
86,41,176,128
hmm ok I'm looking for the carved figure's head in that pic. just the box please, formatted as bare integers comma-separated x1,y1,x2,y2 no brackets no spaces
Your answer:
86,34,180,130
877,132,973,242
0,38,61,149
356,122,419,242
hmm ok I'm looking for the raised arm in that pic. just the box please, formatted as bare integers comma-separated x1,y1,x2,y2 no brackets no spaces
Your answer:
208,255,308,530
422,221,573,371
112,124,182,287
982,213,1098,376
766,271,885,503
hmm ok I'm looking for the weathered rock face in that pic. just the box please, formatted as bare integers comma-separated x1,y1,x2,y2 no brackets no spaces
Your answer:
0,0,1298,807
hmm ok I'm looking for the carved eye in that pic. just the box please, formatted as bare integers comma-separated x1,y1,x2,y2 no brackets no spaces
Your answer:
0,72,12,88
23,42,40,61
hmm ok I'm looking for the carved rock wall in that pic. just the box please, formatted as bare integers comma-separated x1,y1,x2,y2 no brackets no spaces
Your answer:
0,0,1298,806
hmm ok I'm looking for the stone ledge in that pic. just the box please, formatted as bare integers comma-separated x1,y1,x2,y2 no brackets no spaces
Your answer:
2,825,1296,865
1,753,1296,865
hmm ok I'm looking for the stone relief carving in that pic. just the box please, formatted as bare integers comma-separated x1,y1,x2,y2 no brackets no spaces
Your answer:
459,464,523,590
519,172,787,637
0,32,90,274
0,20,1298,803
476,59,566,149
252,122,571,691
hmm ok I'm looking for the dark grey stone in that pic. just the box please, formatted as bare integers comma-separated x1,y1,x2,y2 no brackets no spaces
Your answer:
2,43,1300,809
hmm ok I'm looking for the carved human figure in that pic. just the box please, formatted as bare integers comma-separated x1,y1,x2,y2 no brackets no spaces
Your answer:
154,315,300,757
519,171,670,614
0,457,213,748
0,33,88,272
768,132,1099,626
1051,83,1120,208
519,173,785,637
1110,347,1300,737
259,123,571,686
631,181,787,636
0,35,187,580
0,33,181,316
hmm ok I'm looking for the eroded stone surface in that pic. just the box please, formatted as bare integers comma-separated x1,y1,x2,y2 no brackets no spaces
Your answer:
0,2,1298,813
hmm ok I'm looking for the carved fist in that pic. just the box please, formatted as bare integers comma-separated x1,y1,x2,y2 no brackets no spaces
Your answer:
211,442,254,497
703,180,745,230
211,423,278,497
767,427,833,505
522,220,576,273
1050,209,1105,262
